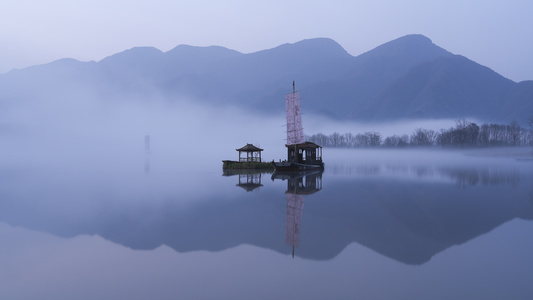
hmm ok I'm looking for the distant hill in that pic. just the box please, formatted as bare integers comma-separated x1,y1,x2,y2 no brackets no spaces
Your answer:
501,80,533,122
1,34,532,124
355,55,516,121
301,34,454,119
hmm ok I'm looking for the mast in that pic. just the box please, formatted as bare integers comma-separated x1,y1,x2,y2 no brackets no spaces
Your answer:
286,81,304,145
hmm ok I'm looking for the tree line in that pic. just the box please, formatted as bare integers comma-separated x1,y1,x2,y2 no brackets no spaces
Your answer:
306,119,533,148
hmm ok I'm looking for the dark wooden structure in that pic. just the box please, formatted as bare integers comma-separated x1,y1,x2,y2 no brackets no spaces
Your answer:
273,142,324,171
236,143,263,162
286,142,322,166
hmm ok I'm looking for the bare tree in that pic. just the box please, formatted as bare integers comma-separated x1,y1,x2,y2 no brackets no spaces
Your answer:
478,124,490,146
508,121,521,146
410,128,436,146
344,133,356,148
383,135,400,147
308,118,531,149
331,132,342,147
355,133,368,147
366,132,382,147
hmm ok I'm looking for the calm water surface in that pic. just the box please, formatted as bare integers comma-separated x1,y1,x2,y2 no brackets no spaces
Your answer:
1,149,532,299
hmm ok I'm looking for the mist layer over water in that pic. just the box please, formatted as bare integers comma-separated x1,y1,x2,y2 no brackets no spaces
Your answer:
2,96,287,170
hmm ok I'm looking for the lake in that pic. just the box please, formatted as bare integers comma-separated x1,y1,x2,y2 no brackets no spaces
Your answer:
1,148,532,299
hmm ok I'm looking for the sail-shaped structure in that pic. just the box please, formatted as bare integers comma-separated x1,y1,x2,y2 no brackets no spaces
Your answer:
286,84,304,145
273,81,324,171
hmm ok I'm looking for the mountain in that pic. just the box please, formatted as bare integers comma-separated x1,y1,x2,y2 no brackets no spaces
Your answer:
501,80,533,122
355,55,516,121
300,34,454,119
1,34,532,124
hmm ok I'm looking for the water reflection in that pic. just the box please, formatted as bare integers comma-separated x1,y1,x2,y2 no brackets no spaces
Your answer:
272,170,323,258
144,134,151,174
272,170,323,195
1,153,532,265
223,169,271,192
332,161,525,187
440,167,522,187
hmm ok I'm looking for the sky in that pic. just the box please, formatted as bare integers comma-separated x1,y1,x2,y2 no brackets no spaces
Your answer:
1,0,532,82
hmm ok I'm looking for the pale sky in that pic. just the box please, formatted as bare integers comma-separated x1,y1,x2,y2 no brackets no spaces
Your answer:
1,0,532,82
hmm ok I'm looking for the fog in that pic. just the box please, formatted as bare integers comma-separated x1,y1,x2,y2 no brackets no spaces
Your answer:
2,88,529,209
1,90,472,169
304,114,461,137
324,147,531,186
1,92,520,176
2,95,284,169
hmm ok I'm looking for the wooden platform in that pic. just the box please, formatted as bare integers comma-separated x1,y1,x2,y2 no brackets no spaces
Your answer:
222,160,274,170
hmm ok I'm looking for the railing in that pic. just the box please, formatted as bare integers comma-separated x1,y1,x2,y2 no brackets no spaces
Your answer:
239,158,262,162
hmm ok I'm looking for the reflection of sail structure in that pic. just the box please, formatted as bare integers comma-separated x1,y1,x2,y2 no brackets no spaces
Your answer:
273,170,323,258
286,193,304,258
286,81,304,145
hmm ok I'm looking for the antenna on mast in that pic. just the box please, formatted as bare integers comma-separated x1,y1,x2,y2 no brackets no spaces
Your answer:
292,80,295,93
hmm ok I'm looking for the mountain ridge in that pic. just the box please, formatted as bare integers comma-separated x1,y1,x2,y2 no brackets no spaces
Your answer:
1,34,531,124
355,55,516,121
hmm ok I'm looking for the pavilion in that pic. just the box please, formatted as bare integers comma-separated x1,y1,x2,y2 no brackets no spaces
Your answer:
236,143,263,162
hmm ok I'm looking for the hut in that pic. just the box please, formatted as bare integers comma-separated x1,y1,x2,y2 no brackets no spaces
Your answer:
285,142,323,166
236,143,263,163
222,143,273,170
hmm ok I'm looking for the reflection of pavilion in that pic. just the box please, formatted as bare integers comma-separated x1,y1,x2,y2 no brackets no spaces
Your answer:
237,172,263,192
223,169,269,192
272,170,323,258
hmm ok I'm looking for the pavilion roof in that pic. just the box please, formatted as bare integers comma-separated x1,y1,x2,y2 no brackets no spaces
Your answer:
236,143,264,152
